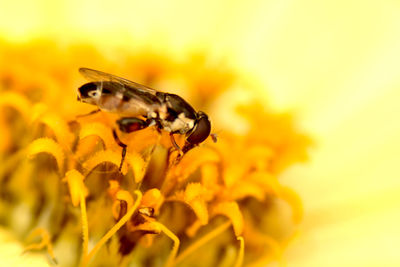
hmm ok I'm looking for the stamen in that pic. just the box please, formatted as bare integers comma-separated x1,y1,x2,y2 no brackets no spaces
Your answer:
24,228,56,263
153,222,180,267
80,188,89,261
233,236,244,267
81,190,142,267
174,221,231,265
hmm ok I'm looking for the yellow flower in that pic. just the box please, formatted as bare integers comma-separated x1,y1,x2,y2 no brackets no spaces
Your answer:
0,40,310,266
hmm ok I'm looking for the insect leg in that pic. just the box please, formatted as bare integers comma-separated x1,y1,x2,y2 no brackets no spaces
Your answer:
112,129,127,172
170,133,183,156
117,117,151,133
76,108,101,118
114,118,155,172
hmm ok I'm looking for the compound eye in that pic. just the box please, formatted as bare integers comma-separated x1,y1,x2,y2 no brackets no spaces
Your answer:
186,113,211,145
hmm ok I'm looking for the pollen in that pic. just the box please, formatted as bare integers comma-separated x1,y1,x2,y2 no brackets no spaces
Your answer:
0,40,311,267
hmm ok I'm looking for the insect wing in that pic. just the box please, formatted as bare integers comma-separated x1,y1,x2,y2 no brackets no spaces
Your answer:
79,68,158,96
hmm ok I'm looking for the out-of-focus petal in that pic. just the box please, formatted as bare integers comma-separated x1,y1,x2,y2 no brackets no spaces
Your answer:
27,137,64,171
0,92,31,121
211,201,244,237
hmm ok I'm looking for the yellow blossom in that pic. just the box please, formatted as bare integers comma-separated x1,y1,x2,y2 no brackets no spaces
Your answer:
0,40,309,267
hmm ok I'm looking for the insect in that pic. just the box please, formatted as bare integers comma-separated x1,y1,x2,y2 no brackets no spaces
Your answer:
77,68,212,171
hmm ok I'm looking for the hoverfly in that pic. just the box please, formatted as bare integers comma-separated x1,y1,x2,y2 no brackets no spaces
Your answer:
77,68,212,171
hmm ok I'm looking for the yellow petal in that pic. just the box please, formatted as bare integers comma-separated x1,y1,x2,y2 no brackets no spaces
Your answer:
0,92,31,120
245,146,274,171
27,138,64,171
169,147,220,183
190,200,209,225
170,183,211,224
141,188,164,213
223,164,246,187
116,190,134,209
229,181,266,201
79,122,114,148
126,152,147,183
64,170,86,207
248,171,280,195
201,163,220,191
83,149,128,175
126,221,161,234
0,117,11,152
184,183,212,202
30,103,48,123
36,112,74,148
277,185,303,224
211,201,244,237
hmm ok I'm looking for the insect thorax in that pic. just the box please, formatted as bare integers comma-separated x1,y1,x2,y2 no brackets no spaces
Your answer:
159,112,196,134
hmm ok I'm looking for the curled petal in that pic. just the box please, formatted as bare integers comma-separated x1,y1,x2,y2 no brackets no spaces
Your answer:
223,165,246,187
36,113,74,148
190,200,208,225
64,169,87,207
126,152,147,183
83,150,128,174
170,147,220,182
184,183,212,202
27,138,64,171
116,190,134,209
245,146,274,171
227,171,281,201
201,163,220,191
278,185,303,223
229,181,265,201
211,201,244,237
112,190,133,219
108,180,120,199
0,117,11,151
79,122,114,148
170,183,211,225
30,103,48,123
127,221,161,234
141,189,164,213
248,171,280,194
186,220,203,237
0,92,31,120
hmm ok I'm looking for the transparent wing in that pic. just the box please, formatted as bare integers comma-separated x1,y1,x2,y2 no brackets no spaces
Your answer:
79,67,158,95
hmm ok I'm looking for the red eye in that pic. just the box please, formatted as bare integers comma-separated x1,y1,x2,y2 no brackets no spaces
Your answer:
186,112,211,145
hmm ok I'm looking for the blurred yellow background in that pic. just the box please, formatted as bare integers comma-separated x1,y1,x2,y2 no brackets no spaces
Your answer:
1,0,400,266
